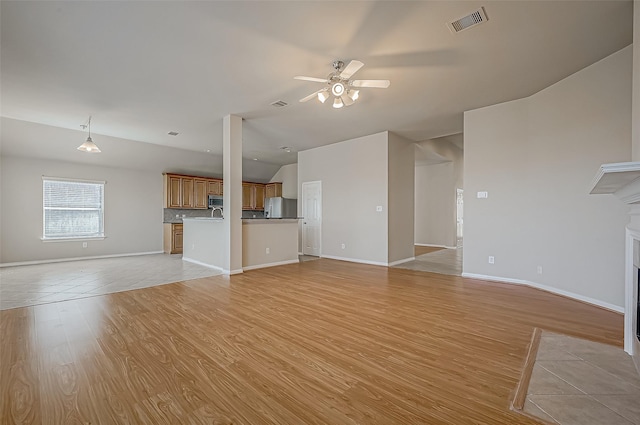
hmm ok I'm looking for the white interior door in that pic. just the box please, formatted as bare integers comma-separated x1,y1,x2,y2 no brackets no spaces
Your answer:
302,181,322,256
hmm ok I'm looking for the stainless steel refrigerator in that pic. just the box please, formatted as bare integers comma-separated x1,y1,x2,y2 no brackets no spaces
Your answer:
264,197,297,218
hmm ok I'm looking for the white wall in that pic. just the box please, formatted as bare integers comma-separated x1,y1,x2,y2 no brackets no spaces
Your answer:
269,163,298,198
388,132,415,263
414,135,464,248
464,46,632,309
1,156,163,264
298,132,389,264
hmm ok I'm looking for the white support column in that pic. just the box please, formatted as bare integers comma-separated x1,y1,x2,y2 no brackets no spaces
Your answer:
223,115,243,274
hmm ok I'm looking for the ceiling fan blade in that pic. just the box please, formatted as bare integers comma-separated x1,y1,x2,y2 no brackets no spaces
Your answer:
294,76,329,83
339,60,364,79
299,89,325,103
351,79,391,88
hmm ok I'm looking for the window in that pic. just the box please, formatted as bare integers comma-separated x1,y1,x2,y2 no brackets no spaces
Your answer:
43,177,105,240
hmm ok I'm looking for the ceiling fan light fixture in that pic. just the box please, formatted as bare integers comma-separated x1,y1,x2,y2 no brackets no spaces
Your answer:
333,97,344,109
318,91,330,103
331,82,345,97
77,116,101,153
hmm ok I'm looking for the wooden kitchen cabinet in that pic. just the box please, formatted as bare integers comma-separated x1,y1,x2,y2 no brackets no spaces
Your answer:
242,182,266,210
163,223,183,254
265,182,282,199
207,179,222,196
164,173,209,210
254,184,265,210
194,179,207,209
181,177,194,208
165,175,182,208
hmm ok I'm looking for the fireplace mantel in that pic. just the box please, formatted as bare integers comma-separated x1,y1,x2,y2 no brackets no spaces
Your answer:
591,162,640,369
590,162,640,204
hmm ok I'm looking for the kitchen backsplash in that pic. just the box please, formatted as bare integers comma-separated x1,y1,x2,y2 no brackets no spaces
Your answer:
242,210,265,219
163,208,213,222
164,208,265,222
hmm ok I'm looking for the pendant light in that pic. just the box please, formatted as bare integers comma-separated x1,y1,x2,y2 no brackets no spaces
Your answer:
77,116,101,153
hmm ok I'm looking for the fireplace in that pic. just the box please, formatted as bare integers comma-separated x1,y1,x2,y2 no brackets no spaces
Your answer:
590,162,640,373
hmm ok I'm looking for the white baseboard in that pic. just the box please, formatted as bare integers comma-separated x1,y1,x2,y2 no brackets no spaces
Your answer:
298,251,304,256
0,251,165,268
181,256,225,273
389,257,415,266
321,254,388,267
243,259,299,271
228,269,244,275
461,272,624,313
415,243,457,249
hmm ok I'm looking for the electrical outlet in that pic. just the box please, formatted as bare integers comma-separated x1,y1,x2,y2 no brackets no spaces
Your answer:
537,265,543,274
341,243,345,249
82,242,88,248
266,247,270,254
477,191,489,199
488,256,495,264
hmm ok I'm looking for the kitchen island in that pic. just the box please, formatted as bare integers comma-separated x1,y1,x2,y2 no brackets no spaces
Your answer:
181,217,226,270
182,217,300,272
242,218,300,270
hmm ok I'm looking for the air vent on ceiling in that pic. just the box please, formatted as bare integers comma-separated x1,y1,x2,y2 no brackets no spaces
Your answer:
447,7,488,33
271,100,288,107
168,131,179,136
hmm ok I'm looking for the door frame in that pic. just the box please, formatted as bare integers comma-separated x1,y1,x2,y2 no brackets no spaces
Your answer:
302,181,322,256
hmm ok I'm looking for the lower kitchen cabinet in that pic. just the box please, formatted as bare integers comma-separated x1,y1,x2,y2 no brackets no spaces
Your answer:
163,223,183,254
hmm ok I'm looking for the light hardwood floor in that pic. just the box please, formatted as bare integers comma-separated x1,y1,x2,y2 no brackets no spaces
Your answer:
1,259,623,424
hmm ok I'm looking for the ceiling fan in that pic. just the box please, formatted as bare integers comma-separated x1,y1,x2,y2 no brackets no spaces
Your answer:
295,60,390,109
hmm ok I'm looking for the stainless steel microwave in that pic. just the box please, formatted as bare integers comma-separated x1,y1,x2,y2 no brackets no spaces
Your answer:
208,195,223,208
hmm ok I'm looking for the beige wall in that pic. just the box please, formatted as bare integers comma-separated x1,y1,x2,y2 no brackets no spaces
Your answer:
242,221,298,269
0,156,163,264
463,46,632,309
414,135,464,248
298,131,415,265
388,132,415,263
269,163,298,198
298,132,389,264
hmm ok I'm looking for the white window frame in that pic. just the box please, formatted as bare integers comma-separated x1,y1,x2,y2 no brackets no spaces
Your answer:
42,176,106,241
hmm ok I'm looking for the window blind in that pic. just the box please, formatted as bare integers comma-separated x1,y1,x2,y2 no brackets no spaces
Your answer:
43,178,105,239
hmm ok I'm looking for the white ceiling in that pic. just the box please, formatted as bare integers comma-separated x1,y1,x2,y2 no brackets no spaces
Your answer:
0,1,633,180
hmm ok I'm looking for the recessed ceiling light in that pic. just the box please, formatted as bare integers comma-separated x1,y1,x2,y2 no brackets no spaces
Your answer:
253,158,258,161
280,146,292,153
168,131,179,136
206,149,211,153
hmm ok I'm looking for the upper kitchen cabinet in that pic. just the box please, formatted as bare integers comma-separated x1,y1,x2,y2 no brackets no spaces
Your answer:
242,182,266,210
194,179,208,209
254,184,265,210
164,173,207,209
165,174,182,208
265,182,282,199
207,179,222,196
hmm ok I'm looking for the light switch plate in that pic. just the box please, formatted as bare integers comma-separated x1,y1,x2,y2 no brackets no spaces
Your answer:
376,206,383,212
477,191,488,199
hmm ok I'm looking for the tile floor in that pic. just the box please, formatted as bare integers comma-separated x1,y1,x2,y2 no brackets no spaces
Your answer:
0,254,222,310
524,331,640,425
393,246,463,276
